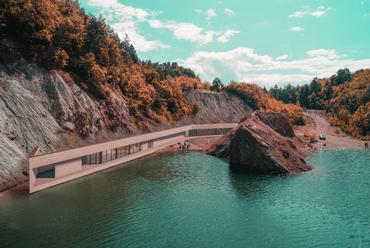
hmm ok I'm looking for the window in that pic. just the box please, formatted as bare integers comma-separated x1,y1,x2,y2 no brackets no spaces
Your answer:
148,141,154,148
36,166,55,178
82,152,102,165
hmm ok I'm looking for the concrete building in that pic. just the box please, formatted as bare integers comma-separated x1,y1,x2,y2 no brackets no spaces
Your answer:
29,123,237,193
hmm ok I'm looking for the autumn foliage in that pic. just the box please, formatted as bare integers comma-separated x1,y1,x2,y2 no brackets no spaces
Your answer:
326,70,370,139
225,82,304,125
270,69,370,139
0,0,367,136
0,0,203,124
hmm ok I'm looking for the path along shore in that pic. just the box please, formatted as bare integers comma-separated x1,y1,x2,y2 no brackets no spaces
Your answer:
163,110,366,154
295,110,364,150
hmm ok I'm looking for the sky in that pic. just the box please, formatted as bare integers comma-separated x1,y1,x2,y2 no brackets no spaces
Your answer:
78,0,370,87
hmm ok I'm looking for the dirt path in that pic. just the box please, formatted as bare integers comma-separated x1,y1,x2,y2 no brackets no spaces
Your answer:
296,110,364,149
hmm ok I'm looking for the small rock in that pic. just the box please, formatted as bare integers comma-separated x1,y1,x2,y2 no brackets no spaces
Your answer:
6,131,17,140
63,121,76,131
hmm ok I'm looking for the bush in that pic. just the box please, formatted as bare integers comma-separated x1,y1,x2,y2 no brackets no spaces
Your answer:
289,114,305,126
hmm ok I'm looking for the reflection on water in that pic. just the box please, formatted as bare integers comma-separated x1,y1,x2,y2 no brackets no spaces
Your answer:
0,150,370,247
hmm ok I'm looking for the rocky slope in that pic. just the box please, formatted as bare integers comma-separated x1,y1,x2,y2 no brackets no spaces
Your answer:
179,90,252,125
0,63,252,191
208,112,312,175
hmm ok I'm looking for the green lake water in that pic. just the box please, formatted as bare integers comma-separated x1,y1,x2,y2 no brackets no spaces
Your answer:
0,149,370,248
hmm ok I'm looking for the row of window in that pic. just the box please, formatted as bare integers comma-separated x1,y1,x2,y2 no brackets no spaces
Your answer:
81,132,187,166
82,143,144,165
188,128,232,136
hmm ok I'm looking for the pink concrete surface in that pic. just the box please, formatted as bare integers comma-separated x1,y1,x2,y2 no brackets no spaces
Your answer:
29,123,237,193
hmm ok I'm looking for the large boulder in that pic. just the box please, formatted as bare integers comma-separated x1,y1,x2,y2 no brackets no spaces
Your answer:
208,112,312,175
255,112,295,137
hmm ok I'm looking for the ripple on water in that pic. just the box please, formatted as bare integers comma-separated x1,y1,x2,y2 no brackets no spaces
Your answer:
0,150,369,248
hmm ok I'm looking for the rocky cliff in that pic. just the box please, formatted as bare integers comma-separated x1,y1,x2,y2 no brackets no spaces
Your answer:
0,63,252,191
208,112,312,175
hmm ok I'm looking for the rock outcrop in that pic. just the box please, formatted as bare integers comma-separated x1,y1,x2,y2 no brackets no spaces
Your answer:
0,63,135,190
208,112,312,175
0,62,252,191
178,90,253,125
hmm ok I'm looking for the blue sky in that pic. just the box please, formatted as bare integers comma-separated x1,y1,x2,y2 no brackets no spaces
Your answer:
78,0,370,87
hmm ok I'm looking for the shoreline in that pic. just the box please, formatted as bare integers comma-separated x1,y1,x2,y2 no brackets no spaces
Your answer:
2,145,366,197
1,112,366,196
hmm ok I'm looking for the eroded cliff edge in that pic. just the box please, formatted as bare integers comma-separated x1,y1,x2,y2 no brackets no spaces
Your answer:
208,112,312,175
0,63,252,191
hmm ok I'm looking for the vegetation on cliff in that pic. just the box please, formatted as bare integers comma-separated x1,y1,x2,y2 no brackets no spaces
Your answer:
270,69,370,139
225,82,305,125
1,0,366,139
0,0,207,125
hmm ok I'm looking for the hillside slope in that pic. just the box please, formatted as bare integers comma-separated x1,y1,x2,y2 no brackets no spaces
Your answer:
0,61,252,191
0,0,297,191
269,69,370,139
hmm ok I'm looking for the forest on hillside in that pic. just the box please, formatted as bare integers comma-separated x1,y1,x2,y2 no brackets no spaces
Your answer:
269,69,370,139
0,0,211,126
0,0,367,139
0,0,299,127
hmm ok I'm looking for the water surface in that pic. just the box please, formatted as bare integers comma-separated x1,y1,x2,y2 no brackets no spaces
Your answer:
1,149,369,247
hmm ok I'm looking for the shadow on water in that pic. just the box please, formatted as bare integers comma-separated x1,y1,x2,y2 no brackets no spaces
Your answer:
228,171,270,199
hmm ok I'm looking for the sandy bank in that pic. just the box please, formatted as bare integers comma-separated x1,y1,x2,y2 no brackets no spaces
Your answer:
295,110,365,150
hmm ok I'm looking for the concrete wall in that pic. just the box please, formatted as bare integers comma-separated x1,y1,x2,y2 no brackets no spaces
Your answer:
153,134,185,147
55,158,82,178
29,123,237,193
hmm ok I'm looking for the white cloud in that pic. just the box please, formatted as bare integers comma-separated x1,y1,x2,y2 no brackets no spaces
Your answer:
290,26,304,32
217,29,240,43
111,23,169,52
86,0,167,52
306,49,340,59
195,9,217,21
149,20,219,44
149,20,238,44
224,8,235,16
207,9,217,20
311,7,327,17
289,11,305,18
289,6,329,18
276,55,289,60
178,47,370,87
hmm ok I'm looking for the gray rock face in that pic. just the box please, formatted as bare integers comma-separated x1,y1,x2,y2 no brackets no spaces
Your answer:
0,64,133,190
208,112,312,175
179,90,252,124
0,64,252,191
255,112,295,137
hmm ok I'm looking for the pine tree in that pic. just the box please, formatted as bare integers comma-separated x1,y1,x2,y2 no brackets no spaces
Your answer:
211,77,224,92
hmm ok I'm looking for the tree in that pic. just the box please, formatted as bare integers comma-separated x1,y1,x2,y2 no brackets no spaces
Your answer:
363,85,370,103
299,84,310,108
211,77,224,92
324,83,333,100
120,34,138,63
53,48,69,68
309,77,322,94
332,68,352,86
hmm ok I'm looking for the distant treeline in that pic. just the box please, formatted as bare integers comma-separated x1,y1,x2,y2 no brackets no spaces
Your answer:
269,69,370,138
